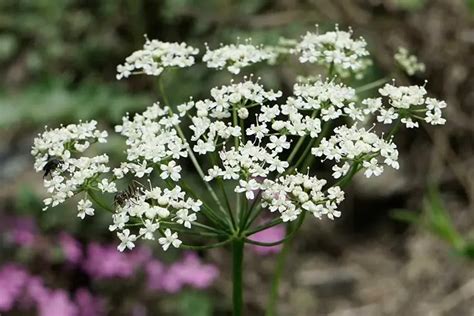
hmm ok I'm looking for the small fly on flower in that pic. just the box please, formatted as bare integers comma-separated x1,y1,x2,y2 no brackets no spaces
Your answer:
113,180,144,207
42,156,63,178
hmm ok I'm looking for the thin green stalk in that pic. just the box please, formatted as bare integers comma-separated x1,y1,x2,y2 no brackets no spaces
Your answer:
298,121,332,171
232,239,245,316
245,212,305,246
246,218,282,235
241,191,261,230
181,238,233,250
243,204,263,231
158,76,231,228
356,77,389,94
232,108,242,226
87,190,114,213
335,162,361,188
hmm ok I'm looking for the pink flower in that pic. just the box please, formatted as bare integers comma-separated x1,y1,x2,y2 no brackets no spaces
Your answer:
4,217,38,247
145,260,166,291
59,232,83,265
248,225,285,255
0,264,29,311
36,289,78,316
175,252,219,289
82,243,141,279
74,288,105,316
146,252,219,293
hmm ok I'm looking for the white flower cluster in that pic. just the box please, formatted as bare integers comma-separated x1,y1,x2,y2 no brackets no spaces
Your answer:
116,38,199,79
295,26,370,77
31,121,109,214
34,26,448,254
110,184,202,251
313,125,399,178
114,102,188,181
203,42,276,74
394,47,425,76
287,79,357,122
261,173,344,222
376,83,446,127
205,140,289,183
177,80,282,155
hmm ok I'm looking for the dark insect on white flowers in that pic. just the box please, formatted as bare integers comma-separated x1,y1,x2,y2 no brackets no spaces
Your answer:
42,156,63,178
113,180,144,207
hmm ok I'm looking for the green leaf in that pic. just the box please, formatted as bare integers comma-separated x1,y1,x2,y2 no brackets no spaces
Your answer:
390,209,421,224
425,186,464,249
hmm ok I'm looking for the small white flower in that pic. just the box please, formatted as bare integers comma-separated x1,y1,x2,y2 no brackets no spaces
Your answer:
235,179,260,200
77,199,94,219
98,178,117,193
176,209,197,228
117,229,137,252
158,229,182,251
332,163,350,179
401,117,419,128
139,220,160,240
377,108,398,124
160,160,182,182
237,108,249,119
363,158,383,177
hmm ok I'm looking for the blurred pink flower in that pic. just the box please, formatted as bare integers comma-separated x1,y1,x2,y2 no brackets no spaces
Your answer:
146,252,218,293
248,225,285,255
145,260,166,291
0,264,29,311
74,288,105,316
175,252,219,289
82,242,141,279
25,276,49,305
59,232,83,265
36,289,78,316
4,216,38,247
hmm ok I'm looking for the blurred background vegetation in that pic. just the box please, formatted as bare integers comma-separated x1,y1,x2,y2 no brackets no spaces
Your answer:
1,0,474,315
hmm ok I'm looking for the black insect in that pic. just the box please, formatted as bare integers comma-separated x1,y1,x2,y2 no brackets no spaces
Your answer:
42,156,63,178
113,181,144,207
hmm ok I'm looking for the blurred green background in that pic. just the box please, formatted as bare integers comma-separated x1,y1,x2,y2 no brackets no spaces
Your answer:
1,0,474,315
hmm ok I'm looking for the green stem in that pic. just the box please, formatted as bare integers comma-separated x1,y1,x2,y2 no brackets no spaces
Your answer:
298,120,332,171
355,77,389,94
232,239,244,316
87,190,114,213
157,76,231,229
335,162,361,188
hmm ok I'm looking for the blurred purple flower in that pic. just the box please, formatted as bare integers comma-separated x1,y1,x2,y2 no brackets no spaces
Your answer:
248,225,285,255
82,242,141,279
0,264,29,311
36,289,78,316
4,216,38,247
176,252,219,289
74,288,105,316
145,260,166,291
147,252,218,293
25,276,49,305
59,232,83,265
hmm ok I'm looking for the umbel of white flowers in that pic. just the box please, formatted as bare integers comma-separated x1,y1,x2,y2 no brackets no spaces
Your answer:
32,26,446,252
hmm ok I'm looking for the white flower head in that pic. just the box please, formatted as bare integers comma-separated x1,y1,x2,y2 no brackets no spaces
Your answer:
158,228,182,251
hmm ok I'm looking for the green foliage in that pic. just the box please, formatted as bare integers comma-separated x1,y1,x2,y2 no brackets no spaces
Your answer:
467,0,474,13
396,0,427,11
391,186,474,259
177,290,213,316
0,81,152,128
